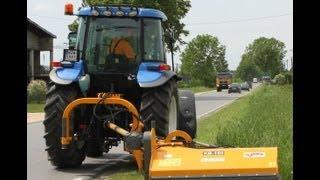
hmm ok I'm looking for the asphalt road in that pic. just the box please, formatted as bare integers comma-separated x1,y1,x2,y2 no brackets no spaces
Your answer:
27,83,259,180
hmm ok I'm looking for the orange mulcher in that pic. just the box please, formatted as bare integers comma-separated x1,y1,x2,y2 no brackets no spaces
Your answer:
61,93,279,180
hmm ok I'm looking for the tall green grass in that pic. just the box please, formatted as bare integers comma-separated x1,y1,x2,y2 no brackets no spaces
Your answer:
197,85,292,179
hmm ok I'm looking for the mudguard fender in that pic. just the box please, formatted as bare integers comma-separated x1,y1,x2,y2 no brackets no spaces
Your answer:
49,60,90,95
137,62,176,88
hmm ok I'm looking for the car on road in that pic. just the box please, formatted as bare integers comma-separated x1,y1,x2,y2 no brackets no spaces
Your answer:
241,82,250,91
262,76,271,83
246,81,252,89
228,83,241,94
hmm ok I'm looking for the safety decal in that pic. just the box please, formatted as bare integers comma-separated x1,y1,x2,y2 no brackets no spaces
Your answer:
243,152,266,158
202,150,224,156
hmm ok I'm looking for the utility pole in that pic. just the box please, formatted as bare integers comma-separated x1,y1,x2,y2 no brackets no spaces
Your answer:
290,49,293,70
171,51,174,72
169,31,175,72
289,49,293,70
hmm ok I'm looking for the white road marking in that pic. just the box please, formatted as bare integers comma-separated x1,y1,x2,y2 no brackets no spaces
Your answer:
195,90,216,96
72,177,93,180
197,100,235,119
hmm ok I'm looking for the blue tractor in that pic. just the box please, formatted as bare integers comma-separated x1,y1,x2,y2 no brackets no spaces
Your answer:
44,3,197,167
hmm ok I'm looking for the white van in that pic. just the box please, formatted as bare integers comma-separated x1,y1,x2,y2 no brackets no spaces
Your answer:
253,78,258,83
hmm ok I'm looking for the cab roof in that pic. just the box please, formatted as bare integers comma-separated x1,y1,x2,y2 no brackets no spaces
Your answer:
77,6,167,21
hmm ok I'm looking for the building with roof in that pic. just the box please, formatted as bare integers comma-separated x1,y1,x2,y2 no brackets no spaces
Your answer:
27,17,56,82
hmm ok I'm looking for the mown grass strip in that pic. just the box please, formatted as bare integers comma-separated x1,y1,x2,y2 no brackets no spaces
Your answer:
27,103,45,113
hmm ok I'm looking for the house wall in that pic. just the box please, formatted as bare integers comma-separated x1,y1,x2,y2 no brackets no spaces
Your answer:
27,29,54,82
27,30,40,50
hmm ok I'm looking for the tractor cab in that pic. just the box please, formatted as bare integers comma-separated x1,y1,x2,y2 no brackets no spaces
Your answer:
52,4,175,95
64,5,167,75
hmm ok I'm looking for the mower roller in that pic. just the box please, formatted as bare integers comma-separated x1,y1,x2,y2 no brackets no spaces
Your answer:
60,93,279,180
44,3,279,179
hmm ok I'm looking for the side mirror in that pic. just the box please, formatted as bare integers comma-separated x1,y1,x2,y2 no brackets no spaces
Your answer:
67,32,77,50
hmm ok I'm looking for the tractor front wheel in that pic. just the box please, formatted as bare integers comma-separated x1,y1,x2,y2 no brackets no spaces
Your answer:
140,79,179,137
43,84,86,168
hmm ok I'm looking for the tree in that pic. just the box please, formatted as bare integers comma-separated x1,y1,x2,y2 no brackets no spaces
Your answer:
214,45,229,72
68,20,78,32
244,37,286,78
180,34,228,87
236,53,262,82
70,0,191,52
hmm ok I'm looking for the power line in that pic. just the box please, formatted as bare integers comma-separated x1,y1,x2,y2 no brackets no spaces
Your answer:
187,13,292,26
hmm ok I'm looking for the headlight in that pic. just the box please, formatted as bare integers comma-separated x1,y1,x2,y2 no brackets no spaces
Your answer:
91,9,99,16
116,10,124,16
103,10,112,16
128,10,137,17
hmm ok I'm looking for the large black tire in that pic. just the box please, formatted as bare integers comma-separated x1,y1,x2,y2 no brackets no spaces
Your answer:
140,79,179,137
178,90,197,139
43,84,86,168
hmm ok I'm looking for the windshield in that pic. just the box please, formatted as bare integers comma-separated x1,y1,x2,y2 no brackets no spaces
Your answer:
84,17,141,73
76,17,165,73
218,73,232,79
68,32,77,49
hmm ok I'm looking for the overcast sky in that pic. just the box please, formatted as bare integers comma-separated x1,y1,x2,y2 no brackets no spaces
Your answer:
27,0,293,70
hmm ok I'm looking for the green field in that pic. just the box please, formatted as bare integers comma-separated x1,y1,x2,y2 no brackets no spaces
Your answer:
93,84,293,179
27,103,45,113
197,84,292,179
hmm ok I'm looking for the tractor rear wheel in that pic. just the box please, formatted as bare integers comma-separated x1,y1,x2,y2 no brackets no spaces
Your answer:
140,79,179,137
43,84,86,168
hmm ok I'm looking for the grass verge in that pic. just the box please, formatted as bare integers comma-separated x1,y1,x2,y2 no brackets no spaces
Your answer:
27,103,45,113
197,84,292,179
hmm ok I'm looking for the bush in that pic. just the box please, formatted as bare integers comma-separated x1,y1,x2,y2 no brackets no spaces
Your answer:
283,72,293,84
27,80,48,103
274,74,286,85
233,77,242,83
